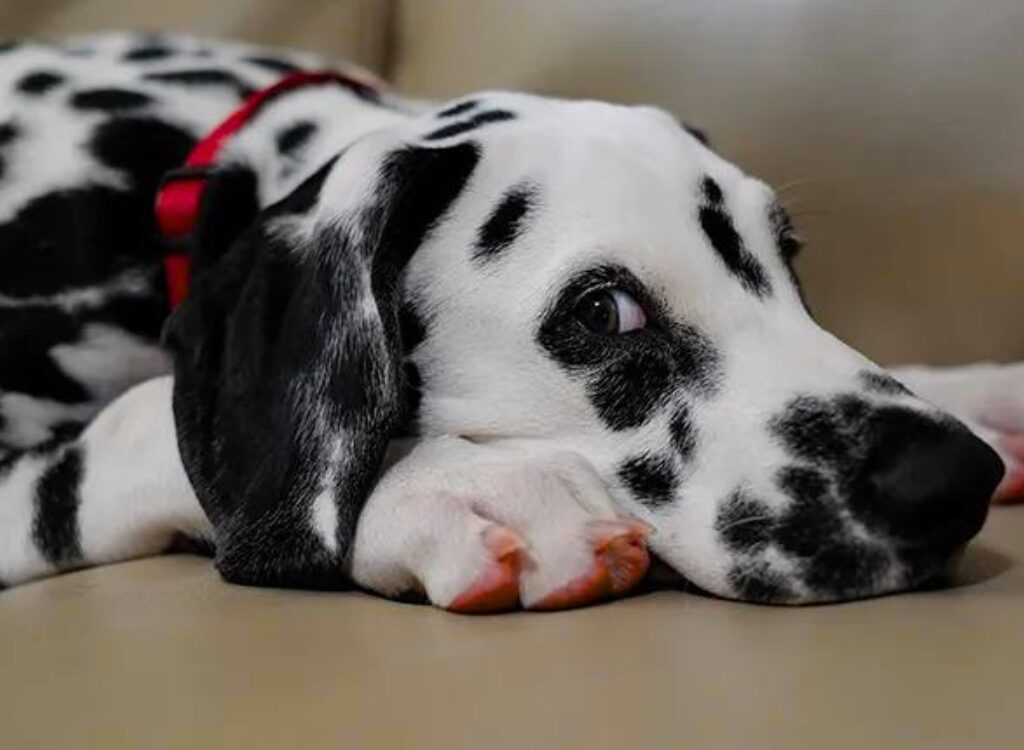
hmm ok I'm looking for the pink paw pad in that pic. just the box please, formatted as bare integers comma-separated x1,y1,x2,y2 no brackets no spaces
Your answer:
447,526,525,614
530,519,651,611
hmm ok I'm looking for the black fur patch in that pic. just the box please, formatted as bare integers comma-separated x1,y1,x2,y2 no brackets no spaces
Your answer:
0,307,91,402
618,453,678,508
768,203,801,262
669,405,697,461
771,395,856,466
142,68,255,99
245,55,300,74
424,110,515,141
537,265,720,430
474,183,536,263
699,177,771,297
17,70,65,95
682,123,710,145
717,492,774,554
728,562,792,603
0,121,16,182
123,45,174,61
33,448,84,566
90,116,196,190
437,99,479,118
859,370,910,396
0,120,17,146
71,88,155,111
276,121,317,157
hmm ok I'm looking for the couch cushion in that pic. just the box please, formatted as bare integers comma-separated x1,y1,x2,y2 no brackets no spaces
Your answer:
1,507,1020,749
393,0,1024,365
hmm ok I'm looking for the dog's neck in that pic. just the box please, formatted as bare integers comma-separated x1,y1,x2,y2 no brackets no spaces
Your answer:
219,82,413,209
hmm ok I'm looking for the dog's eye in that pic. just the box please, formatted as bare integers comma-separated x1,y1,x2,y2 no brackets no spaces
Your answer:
574,289,647,334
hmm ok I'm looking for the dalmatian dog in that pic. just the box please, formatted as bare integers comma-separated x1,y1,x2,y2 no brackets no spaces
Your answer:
1,33,1021,610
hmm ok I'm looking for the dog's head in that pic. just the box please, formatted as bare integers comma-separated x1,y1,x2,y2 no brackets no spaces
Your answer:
168,91,1002,600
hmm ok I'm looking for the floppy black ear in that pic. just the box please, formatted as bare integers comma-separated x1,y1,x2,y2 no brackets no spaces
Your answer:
164,139,480,588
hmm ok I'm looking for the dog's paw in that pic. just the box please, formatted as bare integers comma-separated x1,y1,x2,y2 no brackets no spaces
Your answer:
349,437,650,613
894,363,1024,502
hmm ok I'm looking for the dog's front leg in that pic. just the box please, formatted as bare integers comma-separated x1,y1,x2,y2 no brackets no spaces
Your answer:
348,436,651,612
0,376,211,587
890,362,1024,501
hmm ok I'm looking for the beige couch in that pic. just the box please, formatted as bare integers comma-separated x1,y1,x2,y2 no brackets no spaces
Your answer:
1,2,1021,747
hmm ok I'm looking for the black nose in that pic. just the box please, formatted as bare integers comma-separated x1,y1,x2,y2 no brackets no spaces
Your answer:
855,409,1004,549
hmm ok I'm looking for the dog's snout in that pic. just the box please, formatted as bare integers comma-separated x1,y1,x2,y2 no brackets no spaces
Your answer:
854,409,1003,549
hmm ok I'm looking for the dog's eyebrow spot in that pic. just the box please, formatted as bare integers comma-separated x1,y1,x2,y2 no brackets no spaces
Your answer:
859,370,911,397
33,447,84,567
436,99,479,118
143,68,255,99
618,453,678,508
474,183,537,263
70,88,154,112
699,176,771,297
275,121,317,157
424,110,515,141
17,70,66,95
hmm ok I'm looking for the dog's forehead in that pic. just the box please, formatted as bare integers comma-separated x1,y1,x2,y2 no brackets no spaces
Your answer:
421,95,794,314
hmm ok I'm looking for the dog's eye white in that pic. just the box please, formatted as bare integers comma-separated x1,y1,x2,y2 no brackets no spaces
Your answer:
574,289,647,334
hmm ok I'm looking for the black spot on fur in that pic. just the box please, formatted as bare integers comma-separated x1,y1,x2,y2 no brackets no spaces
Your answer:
33,448,84,567
0,307,91,402
276,121,317,157
619,454,677,508
771,396,854,467
71,88,154,111
682,123,709,145
90,116,196,190
474,183,536,263
0,42,20,55
717,493,774,554
669,406,697,461
699,177,771,297
729,563,792,603
538,265,720,430
0,188,164,297
17,70,65,95
437,99,479,118
803,540,890,596
424,110,515,141
123,45,175,61
0,121,16,182
774,471,844,559
245,55,300,74
143,68,255,99
859,371,911,397
0,121,17,145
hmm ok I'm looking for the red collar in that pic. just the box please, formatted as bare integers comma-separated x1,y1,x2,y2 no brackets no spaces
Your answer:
156,70,379,310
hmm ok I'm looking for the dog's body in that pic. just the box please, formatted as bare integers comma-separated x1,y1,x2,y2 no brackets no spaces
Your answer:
1,33,1021,607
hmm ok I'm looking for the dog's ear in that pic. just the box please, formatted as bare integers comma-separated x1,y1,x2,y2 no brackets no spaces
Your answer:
164,136,480,588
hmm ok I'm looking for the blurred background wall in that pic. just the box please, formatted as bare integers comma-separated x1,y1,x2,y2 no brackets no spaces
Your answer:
3,0,1022,365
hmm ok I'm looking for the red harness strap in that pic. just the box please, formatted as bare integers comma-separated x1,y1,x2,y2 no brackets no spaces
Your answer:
155,69,379,310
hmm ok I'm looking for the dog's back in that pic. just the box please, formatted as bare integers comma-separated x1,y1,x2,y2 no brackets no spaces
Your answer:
0,33,322,458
